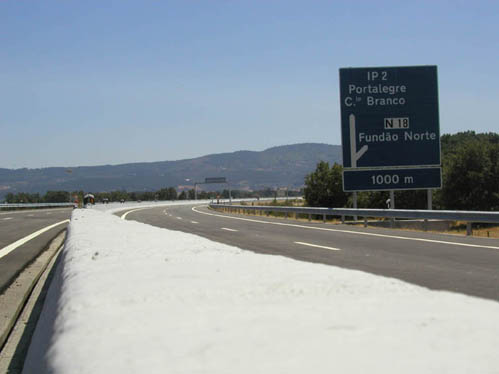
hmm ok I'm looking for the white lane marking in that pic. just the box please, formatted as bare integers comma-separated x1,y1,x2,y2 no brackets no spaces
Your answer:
295,241,341,251
191,221,199,224
121,208,152,220
176,217,183,220
0,208,71,216
0,219,70,260
192,206,499,251
2,217,13,221
27,214,35,217
221,227,238,232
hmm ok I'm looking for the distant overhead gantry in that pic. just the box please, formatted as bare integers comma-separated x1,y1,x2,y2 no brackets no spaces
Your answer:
194,177,231,203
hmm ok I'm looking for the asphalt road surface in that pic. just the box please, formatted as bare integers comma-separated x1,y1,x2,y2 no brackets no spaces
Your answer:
0,208,72,292
123,204,499,302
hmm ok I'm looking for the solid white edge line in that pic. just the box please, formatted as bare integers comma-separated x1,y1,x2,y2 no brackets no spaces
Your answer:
0,219,70,260
295,241,341,251
192,205,499,250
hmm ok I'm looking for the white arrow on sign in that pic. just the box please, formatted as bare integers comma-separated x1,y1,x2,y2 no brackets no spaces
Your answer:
349,114,368,168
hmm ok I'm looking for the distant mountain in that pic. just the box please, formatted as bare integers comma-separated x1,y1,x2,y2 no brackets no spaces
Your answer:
0,143,342,198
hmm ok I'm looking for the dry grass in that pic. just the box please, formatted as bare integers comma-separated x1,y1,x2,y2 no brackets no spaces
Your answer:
447,222,499,238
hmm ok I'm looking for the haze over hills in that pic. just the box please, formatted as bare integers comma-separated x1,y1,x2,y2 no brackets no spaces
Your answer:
0,143,342,198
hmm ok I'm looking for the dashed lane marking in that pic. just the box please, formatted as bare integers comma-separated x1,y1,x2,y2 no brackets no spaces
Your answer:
221,227,238,232
191,206,499,251
295,241,341,251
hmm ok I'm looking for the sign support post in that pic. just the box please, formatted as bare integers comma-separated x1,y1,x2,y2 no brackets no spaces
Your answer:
353,191,358,221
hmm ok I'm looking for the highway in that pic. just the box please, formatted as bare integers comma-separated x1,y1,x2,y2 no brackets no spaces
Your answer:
0,208,72,292
124,204,499,302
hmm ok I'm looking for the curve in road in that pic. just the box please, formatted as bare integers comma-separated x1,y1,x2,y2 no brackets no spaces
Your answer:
122,204,499,302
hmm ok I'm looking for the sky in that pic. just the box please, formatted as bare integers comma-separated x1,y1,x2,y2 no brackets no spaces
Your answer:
1,0,498,169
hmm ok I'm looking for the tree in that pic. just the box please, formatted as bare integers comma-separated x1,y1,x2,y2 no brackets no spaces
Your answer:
198,191,215,199
221,189,231,199
394,190,428,209
439,138,499,210
140,191,155,201
5,193,15,203
355,191,389,209
157,187,177,200
304,161,348,208
168,187,177,200
44,191,70,203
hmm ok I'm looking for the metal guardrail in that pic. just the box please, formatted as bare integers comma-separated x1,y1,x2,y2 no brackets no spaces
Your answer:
209,203,499,235
0,203,75,209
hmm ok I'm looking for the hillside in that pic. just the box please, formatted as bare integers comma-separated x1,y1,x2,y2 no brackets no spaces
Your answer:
0,143,342,197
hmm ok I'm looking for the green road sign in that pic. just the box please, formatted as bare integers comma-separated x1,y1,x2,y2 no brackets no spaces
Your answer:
339,65,441,191
205,177,227,184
